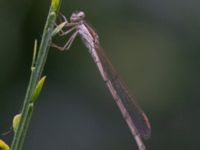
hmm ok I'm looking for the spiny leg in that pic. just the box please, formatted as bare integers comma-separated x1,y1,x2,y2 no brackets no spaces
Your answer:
59,12,68,23
58,12,78,32
60,25,77,36
53,21,68,36
52,31,78,51
54,13,77,36
63,31,78,50
53,21,78,36
51,43,65,51
52,21,78,49
52,13,79,51
54,13,68,35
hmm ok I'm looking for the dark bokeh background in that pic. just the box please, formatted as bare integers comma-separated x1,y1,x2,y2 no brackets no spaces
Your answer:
0,0,200,149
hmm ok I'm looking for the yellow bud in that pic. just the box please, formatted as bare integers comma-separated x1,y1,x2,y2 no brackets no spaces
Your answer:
12,113,21,133
51,0,60,11
0,139,10,150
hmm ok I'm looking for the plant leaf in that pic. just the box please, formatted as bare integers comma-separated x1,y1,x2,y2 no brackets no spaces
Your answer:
31,76,46,103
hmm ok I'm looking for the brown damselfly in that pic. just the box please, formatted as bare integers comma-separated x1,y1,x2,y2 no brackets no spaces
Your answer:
52,11,151,150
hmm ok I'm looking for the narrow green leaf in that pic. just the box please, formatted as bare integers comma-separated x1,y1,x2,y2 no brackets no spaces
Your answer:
31,40,37,71
51,21,67,37
31,76,46,103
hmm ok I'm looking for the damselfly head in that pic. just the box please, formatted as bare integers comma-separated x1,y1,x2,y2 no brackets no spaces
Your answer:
70,11,85,23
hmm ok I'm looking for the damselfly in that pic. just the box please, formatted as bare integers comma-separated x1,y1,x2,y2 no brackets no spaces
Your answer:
52,11,151,150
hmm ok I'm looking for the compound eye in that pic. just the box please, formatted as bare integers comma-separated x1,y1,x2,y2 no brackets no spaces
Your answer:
78,11,85,19
70,11,85,22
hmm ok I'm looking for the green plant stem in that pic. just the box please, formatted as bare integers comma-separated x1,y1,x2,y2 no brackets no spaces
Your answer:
17,103,34,150
11,1,62,150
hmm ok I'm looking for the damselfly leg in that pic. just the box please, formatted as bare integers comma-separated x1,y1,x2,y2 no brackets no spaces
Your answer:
52,13,79,51
52,30,78,51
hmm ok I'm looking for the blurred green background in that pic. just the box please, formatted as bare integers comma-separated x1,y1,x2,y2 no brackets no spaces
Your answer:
0,0,200,149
